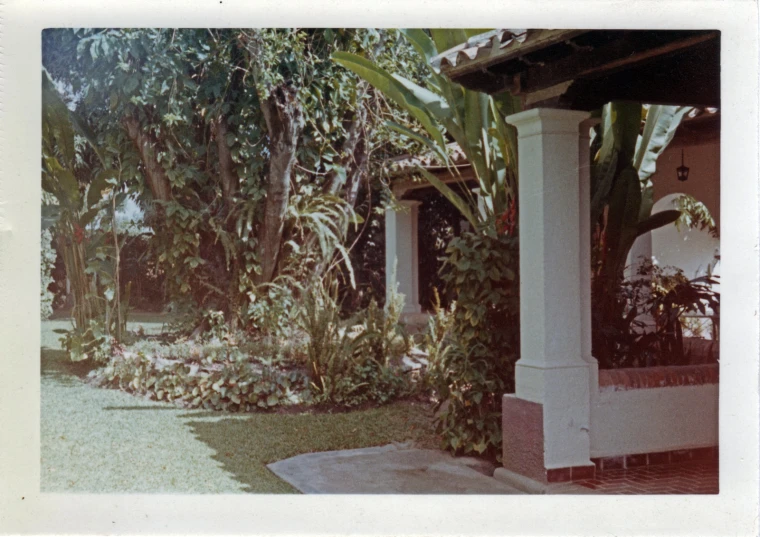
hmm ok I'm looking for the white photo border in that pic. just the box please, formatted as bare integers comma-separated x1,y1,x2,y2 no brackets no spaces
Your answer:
1,1,758,535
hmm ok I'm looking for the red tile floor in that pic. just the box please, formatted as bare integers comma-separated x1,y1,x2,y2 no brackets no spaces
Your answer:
574,460,719,494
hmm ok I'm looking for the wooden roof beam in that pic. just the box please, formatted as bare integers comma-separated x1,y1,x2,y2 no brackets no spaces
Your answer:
513,31,719,95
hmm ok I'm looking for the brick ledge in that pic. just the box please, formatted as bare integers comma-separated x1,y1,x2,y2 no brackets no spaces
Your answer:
598,364,718,392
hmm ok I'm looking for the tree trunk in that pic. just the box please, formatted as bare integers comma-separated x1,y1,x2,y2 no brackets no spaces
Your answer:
212,116,238,207
324,100,368,199
255,84,304,284
123,116,172,203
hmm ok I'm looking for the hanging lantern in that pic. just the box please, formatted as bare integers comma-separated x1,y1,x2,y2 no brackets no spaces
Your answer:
677,148,690,182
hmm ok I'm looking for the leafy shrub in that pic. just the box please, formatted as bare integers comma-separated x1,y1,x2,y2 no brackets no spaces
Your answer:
427,227,519,460
423,288,456,366
57,319,115,363
90,340,309,411
245,280,300,341
361,288,412,366
594,260,720,368
299,275,413,408
41,229,57,320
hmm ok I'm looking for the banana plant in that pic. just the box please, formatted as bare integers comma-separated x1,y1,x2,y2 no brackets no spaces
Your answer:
590,101,694,366
333,29,521,229
591,102,692,289
42,70,127,347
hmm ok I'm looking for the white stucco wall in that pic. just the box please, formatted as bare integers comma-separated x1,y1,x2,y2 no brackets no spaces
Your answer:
651,140,720,228
590,384,719,457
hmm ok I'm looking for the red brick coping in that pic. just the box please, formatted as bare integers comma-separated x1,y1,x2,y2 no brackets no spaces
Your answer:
598,364,719,392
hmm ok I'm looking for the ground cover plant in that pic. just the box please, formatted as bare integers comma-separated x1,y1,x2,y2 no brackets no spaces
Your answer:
41,319,438,493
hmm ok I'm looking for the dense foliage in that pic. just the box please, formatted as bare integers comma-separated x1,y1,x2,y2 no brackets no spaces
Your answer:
426,225,519,460
588,102,717,367
89,273,418,411
42,28,427,331
672,194,719,238
596,261,720,368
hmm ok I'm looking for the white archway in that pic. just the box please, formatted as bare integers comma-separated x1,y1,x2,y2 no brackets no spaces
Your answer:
650,193,720,279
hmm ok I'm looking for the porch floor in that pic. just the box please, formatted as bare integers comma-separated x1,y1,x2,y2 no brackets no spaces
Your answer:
572,460,719,494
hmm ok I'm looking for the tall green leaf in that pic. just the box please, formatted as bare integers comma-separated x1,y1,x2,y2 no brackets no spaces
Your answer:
332,52,448,155
634,105,692,182
429,29,469,55
604,166,642,281
399,29,437,63
591,102,642,226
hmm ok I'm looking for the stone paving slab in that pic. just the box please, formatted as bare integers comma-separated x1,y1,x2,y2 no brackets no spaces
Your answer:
267,443,526,494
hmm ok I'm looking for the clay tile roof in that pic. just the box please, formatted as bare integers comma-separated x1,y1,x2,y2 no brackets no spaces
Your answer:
386,143,469,177
430,28,588,74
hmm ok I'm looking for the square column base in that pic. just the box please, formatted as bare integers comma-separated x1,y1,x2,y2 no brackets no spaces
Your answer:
502,394,596,484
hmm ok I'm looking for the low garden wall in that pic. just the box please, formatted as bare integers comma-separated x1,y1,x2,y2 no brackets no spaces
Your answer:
589,364,719,459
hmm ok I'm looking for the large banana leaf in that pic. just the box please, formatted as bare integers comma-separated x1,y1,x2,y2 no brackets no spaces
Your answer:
634,105,692,182
491,92,520,174
634,105,692,222
43,70,112,213
392,73,453,122
590,102,641,227
399,29,437,63
429,29,469,56
332,52,448,156
334,29,519,225
603,166,642,282
42,75,77,170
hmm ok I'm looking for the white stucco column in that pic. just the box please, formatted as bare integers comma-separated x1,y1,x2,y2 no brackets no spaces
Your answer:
385,200,422,314
506,108,593,471
579,119,600,394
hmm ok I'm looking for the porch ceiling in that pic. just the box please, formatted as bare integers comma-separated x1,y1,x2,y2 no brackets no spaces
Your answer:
433,29,720,110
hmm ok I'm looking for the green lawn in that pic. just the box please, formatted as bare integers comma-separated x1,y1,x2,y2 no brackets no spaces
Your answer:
41,317,440,493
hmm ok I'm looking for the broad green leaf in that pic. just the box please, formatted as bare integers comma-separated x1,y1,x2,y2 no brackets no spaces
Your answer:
332,51,447,155
634,105,692,182
385,120,447,163
591,102,641,225
399,29,437,63
605,166,642,279
429,29,469,55
392,74,452,121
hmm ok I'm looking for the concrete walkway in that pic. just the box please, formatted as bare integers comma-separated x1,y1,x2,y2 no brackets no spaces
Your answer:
268,443,526,494
41,322,247,493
